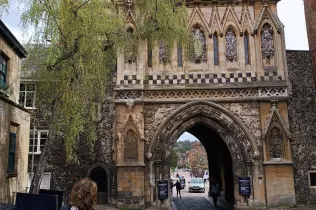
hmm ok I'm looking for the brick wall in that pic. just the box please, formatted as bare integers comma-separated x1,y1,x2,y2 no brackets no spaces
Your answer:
304,0,316,87
0,98,30,202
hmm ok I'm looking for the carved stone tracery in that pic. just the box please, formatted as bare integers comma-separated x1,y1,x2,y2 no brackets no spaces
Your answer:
226,27,238,62
191,27,207,63
159,41,169,63
268,126,283,159
261,24,274,63
124,129,138,161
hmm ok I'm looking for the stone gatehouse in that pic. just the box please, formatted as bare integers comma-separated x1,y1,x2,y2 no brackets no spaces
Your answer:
27,0,316,209
114,0,294,208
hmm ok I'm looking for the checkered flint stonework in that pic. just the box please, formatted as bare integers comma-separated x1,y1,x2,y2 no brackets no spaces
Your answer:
119,71,283,85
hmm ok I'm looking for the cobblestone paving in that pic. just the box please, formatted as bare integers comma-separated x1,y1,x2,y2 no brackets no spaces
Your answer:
173,196,216,210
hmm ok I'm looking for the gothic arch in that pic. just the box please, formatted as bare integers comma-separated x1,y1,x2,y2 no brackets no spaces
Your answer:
189,7,210,35
87,163,111,204
147,101,260,172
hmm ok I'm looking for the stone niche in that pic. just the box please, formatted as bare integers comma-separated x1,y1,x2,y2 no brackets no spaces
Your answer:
116,102,146,208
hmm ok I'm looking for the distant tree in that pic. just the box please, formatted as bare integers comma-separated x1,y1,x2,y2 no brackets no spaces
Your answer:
170,149,179,170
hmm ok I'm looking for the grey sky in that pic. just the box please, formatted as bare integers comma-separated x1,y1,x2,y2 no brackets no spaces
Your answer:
1,0,309,50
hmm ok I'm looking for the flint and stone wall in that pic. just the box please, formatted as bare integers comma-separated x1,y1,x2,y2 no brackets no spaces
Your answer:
287,50,316,204
44,101,117,204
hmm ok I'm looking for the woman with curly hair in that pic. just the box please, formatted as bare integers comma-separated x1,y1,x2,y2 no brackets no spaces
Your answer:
60,178,97,210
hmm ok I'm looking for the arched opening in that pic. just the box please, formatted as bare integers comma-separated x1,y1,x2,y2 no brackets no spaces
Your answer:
169,125,235,208
89,166,108,204
148,101,259,209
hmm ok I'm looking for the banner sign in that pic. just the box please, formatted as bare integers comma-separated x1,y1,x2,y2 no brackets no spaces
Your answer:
158,180,169,200
238,177,251,196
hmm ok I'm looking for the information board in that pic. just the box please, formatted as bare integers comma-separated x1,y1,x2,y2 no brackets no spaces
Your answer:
238,177,251,196
158,180,169,200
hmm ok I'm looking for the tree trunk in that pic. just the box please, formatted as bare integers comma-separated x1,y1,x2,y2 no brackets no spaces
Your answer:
29,128,56,194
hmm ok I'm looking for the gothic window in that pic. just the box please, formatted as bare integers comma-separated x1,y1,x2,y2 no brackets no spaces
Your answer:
159,41,170,64
268,127,283,159
244,31,250,65
261,23,274,62
124,27,136,64
190,26,206,63
124,129,138,162
225,27,237,62
177,44,183,67
213,33,219,65
148,40,152,67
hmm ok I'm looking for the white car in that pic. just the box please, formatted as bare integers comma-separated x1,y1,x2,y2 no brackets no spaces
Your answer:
188,178,205,193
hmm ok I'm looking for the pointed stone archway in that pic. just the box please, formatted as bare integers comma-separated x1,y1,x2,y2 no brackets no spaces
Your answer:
87,163,111,204
146,101,261,208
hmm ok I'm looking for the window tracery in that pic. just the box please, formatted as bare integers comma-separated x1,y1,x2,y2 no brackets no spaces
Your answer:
159,41,170,64
191,26,206,63
225,27,237,62
261,23,274,64
124,129,138,161
268,126,283,159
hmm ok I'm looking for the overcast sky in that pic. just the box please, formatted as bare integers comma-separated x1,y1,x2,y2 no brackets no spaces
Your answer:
1,0,309,50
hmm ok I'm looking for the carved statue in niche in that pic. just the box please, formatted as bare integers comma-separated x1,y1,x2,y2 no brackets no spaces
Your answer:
268,127,283,159
124,27,136,64
191,27,206,63
261,24,274,65
226,28,237,62
124,129,138,162
159,41,170,64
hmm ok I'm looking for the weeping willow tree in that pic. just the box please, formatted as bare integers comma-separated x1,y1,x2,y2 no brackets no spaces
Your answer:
17,0,189,193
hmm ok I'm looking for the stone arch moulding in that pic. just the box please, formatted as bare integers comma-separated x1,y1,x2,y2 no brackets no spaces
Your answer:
87,162,111,203
189,7,211,35
147,101,260,170
221,6,242,34
262,102,291,140
253,6,283,34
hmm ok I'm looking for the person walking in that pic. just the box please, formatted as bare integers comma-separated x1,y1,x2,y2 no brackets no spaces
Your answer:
211,180,220,207
60,178,97,210
174,180,182,198
170,179,174,198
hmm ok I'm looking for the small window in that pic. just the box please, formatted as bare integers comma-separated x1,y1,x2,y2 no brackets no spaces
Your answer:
177,45,183,67
0,54,8,88
7,132,16,172
148,40,152,67
19,83,36,108
213,33,219,65
309,171,316,188
244,31,250,65
29,130,48,154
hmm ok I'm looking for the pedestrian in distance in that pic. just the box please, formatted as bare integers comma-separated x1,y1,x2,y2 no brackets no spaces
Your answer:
211,179,220,207
174,180,182,198
170,179,174,197
60,178,97,210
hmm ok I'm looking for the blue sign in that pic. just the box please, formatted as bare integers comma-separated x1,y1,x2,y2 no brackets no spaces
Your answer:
238,177,251,196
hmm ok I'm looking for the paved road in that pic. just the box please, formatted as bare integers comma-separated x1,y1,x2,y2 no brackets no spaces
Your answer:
171,170,234,210
173,196,215,210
